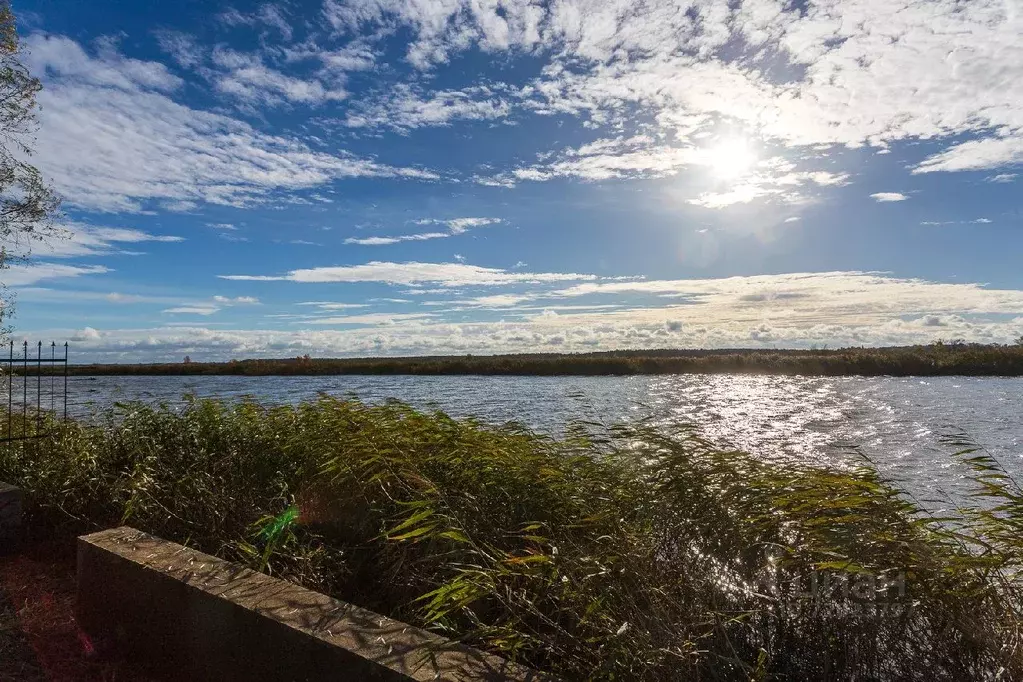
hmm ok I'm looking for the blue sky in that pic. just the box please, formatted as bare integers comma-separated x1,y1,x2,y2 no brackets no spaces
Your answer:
4,0,1023,361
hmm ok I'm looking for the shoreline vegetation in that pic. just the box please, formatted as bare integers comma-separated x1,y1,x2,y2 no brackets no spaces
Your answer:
3,397,1023,679
48,342,1023,377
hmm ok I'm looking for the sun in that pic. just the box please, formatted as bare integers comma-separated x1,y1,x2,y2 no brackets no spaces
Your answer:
707,138,757,180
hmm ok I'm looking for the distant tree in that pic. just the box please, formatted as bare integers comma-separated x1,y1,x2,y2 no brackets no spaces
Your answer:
183,355,192,364
1016,335,1023,347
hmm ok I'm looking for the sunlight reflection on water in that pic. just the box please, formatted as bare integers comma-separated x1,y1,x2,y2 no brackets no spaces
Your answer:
64,373,1023,502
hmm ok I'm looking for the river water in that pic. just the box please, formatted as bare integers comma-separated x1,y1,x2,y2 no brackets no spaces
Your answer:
64,373,1023,501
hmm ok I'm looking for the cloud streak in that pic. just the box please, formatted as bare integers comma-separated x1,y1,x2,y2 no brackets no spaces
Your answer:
24,34,438,213
220,261,596,287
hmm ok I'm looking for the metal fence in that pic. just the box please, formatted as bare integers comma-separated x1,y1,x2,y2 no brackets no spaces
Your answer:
0,341,68,443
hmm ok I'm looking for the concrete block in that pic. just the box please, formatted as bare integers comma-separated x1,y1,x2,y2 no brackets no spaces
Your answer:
77,527,545,682
0,481,22,553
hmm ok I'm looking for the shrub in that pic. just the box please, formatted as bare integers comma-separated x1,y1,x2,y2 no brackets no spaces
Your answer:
2,396,1022,680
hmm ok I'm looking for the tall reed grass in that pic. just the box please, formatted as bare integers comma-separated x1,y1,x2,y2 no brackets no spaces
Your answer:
1,396,1021,680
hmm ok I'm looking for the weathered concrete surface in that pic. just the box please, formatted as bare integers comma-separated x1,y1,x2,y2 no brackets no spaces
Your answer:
0,482,22,554
77,527,545,682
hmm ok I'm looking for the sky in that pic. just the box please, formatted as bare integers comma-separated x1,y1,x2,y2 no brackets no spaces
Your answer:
3,0,1023,362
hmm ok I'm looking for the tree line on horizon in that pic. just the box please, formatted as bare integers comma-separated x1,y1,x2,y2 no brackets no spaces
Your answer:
42,341,1023,377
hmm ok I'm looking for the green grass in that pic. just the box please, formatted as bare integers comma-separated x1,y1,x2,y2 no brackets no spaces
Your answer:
2,396,1023,680
44,341,1023,377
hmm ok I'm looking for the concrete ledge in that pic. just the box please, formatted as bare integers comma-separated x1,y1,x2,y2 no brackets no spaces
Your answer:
0,482,22,554
77,527,545,682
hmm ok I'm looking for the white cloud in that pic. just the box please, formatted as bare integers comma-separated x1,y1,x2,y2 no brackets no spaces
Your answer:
318,0,1023,179
914,137,1023,174
1,263,110,286
24,34,437,213
34,224,184,259
342,84,511,130
220,260,597,287
688,183,778,209
219,4,294,41
688,170,849,208
212,296,260,305
163,306,220,316
444,217,502,234
26,305,1023,365
298,302,370,310
306,312,435,325
344,232,449,245
987,173,1018,184
346,217,502,245
210,46,348,106
207,223,238,230
11,288,178,305
870,192,909,203
459,293,533,308
514,141,701,182
75,327,102,341
548,272,1023,328
413,217,502,233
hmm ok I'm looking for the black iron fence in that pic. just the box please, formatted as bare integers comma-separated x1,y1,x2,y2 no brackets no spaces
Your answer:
1,341,68,443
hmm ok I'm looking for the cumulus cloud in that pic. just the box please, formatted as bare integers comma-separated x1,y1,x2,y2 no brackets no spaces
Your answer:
28,0,1022,224
26,311,1023,365
324,0,1023,182
548,272,1023,329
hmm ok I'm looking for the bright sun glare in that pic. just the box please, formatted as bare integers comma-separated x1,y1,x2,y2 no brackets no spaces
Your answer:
708,138,757,180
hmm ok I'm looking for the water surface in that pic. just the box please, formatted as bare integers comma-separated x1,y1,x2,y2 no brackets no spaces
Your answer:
64,373,1023,502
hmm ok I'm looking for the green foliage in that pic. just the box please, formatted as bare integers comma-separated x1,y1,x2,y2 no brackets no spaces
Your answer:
2,397,1023,680
61,343,1023,377
0,0,63,328
0,1,61,249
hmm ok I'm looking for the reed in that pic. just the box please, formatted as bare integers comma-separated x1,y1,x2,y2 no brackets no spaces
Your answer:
1,396,1021,680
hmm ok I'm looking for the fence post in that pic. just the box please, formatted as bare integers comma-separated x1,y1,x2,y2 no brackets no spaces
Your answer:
36,341,41,436
21,341,26,439
6,341,11,442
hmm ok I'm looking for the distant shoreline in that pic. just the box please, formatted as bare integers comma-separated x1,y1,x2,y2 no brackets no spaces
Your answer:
44,343,1023,377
